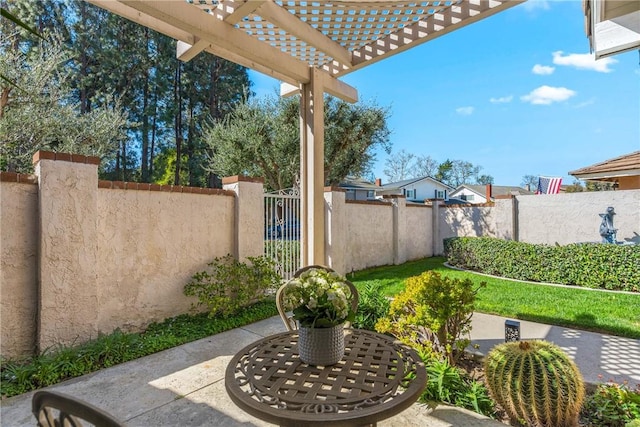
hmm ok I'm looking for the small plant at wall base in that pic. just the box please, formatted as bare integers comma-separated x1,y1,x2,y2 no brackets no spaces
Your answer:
352,281,390,331
420,356,495,417
183,254,281,318
375,271,483,365
581,380,640,427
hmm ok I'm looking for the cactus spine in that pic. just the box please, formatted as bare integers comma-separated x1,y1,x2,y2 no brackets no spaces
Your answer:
484,340,585,427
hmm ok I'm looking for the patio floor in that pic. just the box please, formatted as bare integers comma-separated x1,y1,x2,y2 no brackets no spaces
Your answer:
2,314,639,426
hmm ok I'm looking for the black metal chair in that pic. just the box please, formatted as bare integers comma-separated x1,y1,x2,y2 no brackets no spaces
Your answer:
32,390,125,427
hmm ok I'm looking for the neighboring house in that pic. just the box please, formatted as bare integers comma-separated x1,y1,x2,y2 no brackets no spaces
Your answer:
569,151,640,190
449,184,534,204
378,176,453,203
338,177,381,201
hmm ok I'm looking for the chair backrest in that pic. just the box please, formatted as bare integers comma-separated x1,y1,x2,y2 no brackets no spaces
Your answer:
276,264,359,331
32,390,126,427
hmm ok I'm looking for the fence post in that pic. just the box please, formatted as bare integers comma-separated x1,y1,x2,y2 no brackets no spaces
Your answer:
33,151,100,352
390,195,407,265
324,187,347,275
222,175,264,261
432,200,441,255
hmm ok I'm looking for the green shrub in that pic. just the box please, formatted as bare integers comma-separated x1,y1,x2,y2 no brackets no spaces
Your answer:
444,237,640,292
352,281,390,331
184,254,281,317
582,381,640,427
421,356,495,417
484,340,585,427
375,271,484,365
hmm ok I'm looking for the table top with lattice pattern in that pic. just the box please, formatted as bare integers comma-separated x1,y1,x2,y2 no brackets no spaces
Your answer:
225,329,426,427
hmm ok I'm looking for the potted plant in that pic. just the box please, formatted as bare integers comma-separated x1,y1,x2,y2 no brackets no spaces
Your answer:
281,267,356,365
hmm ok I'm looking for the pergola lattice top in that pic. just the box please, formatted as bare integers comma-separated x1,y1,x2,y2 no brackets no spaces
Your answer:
199,1,488,72
91,0,522,94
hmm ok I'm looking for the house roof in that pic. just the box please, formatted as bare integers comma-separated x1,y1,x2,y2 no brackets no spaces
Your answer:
569,151,640,182
452,184,534,198
339,178,380,191
381,176,453,190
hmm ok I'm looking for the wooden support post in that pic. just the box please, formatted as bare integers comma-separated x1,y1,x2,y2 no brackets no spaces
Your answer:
299,68,325,266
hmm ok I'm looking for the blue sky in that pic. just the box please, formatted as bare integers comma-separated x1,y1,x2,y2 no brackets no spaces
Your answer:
249,0,639,187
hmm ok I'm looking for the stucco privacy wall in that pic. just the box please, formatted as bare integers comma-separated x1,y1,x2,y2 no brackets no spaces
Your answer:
0,175,38,359
29,152,258,352
326,194,434,274
404,204,433,261
516,190,640,245
95,187,235,334
437,200,515,255
343,200,394,272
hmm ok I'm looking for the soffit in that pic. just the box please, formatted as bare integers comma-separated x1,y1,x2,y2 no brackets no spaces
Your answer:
89,0,523,91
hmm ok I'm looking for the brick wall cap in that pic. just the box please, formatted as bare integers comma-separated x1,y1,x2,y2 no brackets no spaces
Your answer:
222,175,264,185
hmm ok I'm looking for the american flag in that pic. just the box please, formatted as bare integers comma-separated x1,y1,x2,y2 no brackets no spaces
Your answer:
536,176,562,194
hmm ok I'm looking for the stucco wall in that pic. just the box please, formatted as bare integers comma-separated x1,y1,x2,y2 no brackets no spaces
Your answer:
344,202,394,272
0,178,38,359
517,190,640,245
403,205,433,260
0,152,251,358
437,202,506,255
436,191,640,251
96,189,235,334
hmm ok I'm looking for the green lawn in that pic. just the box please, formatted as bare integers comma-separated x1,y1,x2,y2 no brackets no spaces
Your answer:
350,257,640,339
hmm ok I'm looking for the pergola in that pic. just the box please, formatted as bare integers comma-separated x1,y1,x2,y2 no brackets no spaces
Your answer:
87,0,523,266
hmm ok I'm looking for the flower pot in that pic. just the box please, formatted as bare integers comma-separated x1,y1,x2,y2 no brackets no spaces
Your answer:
298,324,345,365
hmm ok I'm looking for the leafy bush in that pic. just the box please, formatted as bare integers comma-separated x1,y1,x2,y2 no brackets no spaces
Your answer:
352,281,390,331
375,271,484,365
444,237,640,292
184,254,281,317
582,381,640,427
421,357,495,417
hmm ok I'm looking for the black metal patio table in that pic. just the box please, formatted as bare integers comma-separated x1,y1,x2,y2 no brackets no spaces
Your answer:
225,328,427,427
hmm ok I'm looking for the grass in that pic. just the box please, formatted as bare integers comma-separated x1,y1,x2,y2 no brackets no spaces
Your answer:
350,257,640,339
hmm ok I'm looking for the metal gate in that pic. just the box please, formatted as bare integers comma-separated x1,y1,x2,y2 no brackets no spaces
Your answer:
264,188,301,279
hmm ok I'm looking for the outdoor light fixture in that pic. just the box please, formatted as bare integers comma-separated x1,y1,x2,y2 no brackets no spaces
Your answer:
505,319,521,342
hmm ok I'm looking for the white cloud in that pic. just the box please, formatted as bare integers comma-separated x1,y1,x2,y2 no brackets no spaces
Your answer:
456,106,474,115
552,51,617,73
490,95,513,104
523,0,550,12
532,64,555,75
521,85,576,105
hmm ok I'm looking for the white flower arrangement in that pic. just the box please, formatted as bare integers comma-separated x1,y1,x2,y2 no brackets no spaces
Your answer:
282,268,355,328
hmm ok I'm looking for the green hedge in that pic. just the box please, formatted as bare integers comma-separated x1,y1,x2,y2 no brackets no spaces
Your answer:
443,237,640,292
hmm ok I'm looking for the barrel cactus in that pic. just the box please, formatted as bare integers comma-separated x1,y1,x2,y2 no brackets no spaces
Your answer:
484,340,585,427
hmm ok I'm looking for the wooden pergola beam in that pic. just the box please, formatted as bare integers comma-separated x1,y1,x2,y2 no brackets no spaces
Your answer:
118,0,312,84
257,1,353,67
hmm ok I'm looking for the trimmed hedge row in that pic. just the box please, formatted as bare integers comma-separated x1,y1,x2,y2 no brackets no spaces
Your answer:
443,237,640,292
